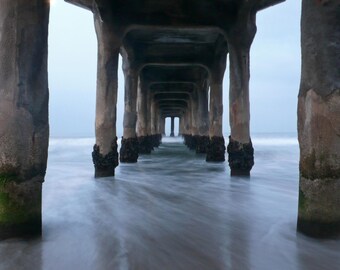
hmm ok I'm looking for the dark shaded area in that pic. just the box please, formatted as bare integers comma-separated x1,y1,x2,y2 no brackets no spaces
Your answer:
92,138,119,177
206,136,226,162
297,218,340,239
183,134,196,151
227,136,254,176
0,219,42,240
195,135,209,154
120,137,139,163
151,134,162,148
138,135,154,154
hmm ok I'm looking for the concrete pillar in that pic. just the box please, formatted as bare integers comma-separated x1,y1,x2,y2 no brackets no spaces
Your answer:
187,103,193,137
161,117,166,136
190,91,199,150
183,114,187,135
157,113,162,135
182,111,188,145
170,117,175,137
120,62,139,163
156,112,163,147
183,110,191,136
227,14,256,176
150,101,155,136
297,0,340,238
137,79,153,154
0,0,49,239
182,112,188,144
136,78,147,137
147,92,153,135
92,16,119,177
184,101,195,149
196,82,210,153
150,100,161,147
178,117,183,136
207,58,226,162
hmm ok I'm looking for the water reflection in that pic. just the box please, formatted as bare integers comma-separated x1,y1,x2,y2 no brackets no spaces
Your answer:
0,136,339,270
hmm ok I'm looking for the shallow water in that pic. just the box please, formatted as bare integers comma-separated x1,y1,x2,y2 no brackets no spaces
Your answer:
0,135,339,270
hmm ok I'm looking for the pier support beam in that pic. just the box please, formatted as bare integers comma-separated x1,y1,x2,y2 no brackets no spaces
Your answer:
184,105,194,149
297,0,340,238
0,0,49,239
92,16,119,177
120,63,139,163
206,81,225,162
207,56,226,162
178,117,183,136
190,91,200,150
196,82,210,154
184,101,195,150
170,117,175,137
155,113,163,147
151,100,161,147
137,80,153,154
161,117,166,136
227,14,256,176
160,117,165,136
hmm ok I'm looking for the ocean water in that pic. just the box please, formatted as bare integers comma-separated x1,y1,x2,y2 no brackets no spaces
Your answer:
0,134,339,270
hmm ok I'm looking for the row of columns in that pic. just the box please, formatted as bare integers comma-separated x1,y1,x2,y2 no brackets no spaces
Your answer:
179,48,255,176
93,35,166,174
90,7,258,177
91,14,256,177
92,48,254,176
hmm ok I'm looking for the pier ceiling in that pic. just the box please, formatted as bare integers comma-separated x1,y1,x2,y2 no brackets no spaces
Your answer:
122,28,227,69
66,0,284,29
150,83,196,94
141,66,209,85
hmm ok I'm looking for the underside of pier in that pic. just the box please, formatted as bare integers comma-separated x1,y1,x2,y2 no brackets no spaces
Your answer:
0,0,339,239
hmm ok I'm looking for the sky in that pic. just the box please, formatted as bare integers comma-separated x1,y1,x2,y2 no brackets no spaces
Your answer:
48,0,301,137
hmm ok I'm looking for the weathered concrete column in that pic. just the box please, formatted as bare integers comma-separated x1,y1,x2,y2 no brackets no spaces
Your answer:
182,113,187,142
161,117,166,136
196,82,210,153
226,14,256,176
190,91,200,150
150,100,161,147
207,56,226,162
120,62,139,163
297,0,340,238
181,112,188,142
183,110,191,136
150,101,156,136
92,16,119,177
0,0,49,239
136,79,153,154
156,112,163,146
170,117,175,137
147,90,154,141
184,101,195,149
186,105,194,148
149,99,156,147
178,117,183,136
